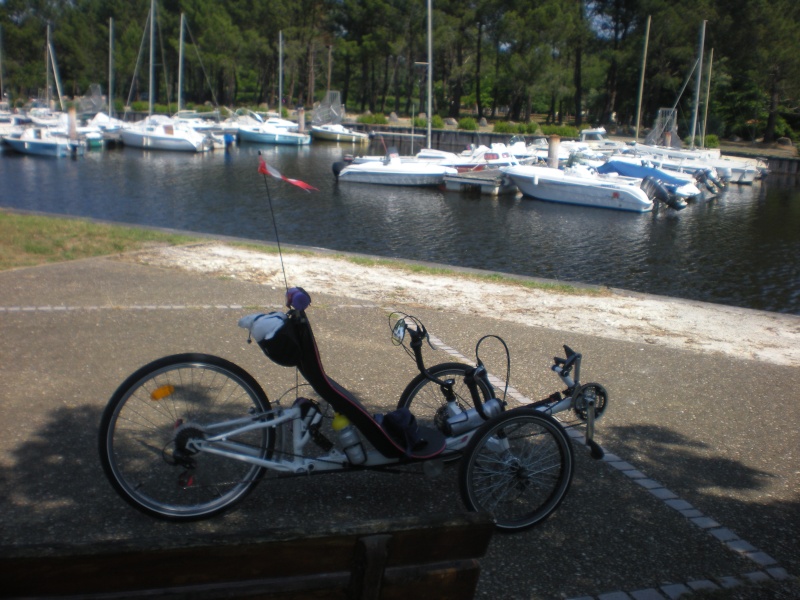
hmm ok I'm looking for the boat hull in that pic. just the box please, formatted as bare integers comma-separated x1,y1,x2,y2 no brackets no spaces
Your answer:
310,126,369,144
3,136,84,158
336,161,456,186
238,127,311,145
504,165,654,213
120,129,206,152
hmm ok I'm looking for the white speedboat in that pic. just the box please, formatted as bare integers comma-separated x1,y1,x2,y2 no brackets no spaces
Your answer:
621,143,762,185
578,127,625,154
503,164,658,213
415,143,520,171
120,115,211,152
310,123,369,144
3,126,85,157
333,148,457,186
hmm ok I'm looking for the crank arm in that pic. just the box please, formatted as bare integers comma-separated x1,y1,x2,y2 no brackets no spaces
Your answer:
583,399,604,460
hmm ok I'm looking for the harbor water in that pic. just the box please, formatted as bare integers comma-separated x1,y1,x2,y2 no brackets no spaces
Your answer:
1,139,798,315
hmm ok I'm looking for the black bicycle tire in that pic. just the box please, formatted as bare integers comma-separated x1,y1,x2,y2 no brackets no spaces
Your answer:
458,407,574,532
99,353,273,521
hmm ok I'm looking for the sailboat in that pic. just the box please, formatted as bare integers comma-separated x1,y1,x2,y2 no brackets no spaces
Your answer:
120,1,211,152
3,25,85,157
237,31,310,146
310,91,369,144
623,21,764,184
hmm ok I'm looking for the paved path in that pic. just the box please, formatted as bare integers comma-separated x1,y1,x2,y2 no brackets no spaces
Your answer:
0,256,797,599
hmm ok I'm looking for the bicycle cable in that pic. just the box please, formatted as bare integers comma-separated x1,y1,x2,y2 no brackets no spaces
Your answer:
474,334,511,404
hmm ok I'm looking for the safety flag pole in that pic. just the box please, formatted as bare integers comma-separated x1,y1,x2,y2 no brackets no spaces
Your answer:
257,152,318,293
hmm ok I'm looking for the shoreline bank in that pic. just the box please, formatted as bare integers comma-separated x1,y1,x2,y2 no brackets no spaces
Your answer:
124,240,800,368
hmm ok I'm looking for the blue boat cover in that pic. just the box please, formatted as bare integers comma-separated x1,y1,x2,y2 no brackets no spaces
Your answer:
598,160,690,187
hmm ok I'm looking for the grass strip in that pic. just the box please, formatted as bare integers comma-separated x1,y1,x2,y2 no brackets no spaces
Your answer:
0,211,197,271
1,211,605,297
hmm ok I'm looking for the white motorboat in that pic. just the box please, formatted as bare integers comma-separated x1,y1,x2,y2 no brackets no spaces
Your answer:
415,143,520,171
578,127,625,153
310,123,369,144
237,121,311,145
3,126,85,157
120,115,211,152
596,160,704,205
333,148,457,186
625,144,763,184
503,164,662,213
348,143,519,172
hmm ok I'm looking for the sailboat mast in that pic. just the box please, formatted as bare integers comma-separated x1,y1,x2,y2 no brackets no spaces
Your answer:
426,0,432,148
701,48,714,148
47,25,66,112
148,0,155,116
278,31,283,117
689,20,706,149
178,13,184,112
635,15,651,141
109,18,114,116
46,24,52,109
0,25,5,102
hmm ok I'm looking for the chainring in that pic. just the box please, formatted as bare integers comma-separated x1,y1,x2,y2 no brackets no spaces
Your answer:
572,382,608,421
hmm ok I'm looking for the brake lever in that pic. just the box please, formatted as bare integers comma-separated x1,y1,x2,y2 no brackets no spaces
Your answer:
425,329,435,350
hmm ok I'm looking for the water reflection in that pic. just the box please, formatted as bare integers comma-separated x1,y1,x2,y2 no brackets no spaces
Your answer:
1,141,798,314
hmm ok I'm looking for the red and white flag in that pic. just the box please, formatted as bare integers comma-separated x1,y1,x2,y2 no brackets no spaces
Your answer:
258,156,318,192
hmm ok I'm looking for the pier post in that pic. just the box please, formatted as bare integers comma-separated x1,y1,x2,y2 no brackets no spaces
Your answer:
548,135,561,168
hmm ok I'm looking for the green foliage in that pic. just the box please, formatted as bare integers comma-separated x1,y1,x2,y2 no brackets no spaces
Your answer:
457,117,478,131
540,125,579,138
493,121,541,134
127,101,172,115
0,0,796,143
357,113,388,125
412,114,444,129
684,135,720,148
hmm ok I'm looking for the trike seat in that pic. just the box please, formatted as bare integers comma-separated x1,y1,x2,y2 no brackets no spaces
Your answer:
249,309,446,461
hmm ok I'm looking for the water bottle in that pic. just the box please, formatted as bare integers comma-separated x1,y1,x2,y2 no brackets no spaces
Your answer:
332,413,366,465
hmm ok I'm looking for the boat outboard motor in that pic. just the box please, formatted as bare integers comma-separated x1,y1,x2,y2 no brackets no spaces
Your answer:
694,167,723,194
332,161,347,178
640,176,686,211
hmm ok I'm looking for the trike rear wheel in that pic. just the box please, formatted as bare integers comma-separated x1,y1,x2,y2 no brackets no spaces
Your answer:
459,407,574,531
99,354,274,521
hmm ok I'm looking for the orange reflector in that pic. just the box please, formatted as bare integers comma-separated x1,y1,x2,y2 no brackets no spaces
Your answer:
150,385,175,401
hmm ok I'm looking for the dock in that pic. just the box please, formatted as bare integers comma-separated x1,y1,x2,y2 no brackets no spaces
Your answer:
443,168,518,196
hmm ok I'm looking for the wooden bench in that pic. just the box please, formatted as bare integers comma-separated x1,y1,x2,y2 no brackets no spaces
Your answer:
0,512,494,600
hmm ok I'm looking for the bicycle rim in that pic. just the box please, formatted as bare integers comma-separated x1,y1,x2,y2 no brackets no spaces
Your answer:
100,355,271,520
399,362,492,432
460,409,574,531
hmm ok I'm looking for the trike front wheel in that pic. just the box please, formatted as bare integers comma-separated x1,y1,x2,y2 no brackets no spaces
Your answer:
99,353,274,521
459,407,574,531
398,362,493,433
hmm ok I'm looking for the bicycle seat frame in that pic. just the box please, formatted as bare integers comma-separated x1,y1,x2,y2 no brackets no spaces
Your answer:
283,309,447,460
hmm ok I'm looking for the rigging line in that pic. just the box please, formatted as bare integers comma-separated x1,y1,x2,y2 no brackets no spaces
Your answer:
125,11,151,117
183,21,220,109
259,151,290,293
156,13,172,114
671,58,699,111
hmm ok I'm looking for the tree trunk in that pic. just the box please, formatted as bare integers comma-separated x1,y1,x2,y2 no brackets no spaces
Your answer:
449,38,463,119
306,41,315,108
475,20,483,119
574,45,582,127
763,78,780,143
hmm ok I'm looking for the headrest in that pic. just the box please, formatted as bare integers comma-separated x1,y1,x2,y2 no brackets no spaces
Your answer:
286,287,311,311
